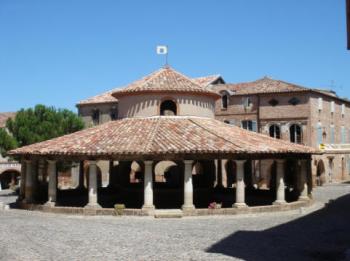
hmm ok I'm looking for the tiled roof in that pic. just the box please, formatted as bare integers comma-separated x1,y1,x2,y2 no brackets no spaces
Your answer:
192,75,222,87
9,116,316,158
217,77,308,95
112,67,220,98
77,69,220,106
0,112,16,128
77,89,118,105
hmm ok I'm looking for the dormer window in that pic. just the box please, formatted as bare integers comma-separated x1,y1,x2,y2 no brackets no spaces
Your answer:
269,99,279,107
160,100,177,115
222,94,228,109
288,97,300,106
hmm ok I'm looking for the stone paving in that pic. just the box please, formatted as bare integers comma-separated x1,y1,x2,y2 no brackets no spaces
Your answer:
0,183,350,261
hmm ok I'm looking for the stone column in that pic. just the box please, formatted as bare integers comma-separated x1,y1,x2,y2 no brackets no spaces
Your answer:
142,161,155,213
274,160,286,205
46,160,57,206
24,160,33,203
182,160,195,211
233,160,247,208
85,161,101,208
19,161,26,201
299,159,309,201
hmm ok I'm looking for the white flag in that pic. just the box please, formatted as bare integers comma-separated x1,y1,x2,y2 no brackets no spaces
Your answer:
156,45,168,55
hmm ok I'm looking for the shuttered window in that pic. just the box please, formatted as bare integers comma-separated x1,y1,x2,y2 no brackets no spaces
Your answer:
317,123,323,145
330,125,335,144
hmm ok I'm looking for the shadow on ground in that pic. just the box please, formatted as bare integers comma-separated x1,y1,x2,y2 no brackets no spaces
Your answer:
207,194,350,261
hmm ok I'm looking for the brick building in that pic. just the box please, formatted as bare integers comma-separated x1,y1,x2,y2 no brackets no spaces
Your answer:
77,74,350,189
213,77,350,187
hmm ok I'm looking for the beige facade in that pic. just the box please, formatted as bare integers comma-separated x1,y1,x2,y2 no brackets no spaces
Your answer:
213,83,350,186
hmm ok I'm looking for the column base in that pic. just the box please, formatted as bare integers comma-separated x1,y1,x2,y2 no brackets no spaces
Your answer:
233,202,248,208
298,196,309,201
84,203,102,209
182,204,195,212
45,201,56,207
273,200,287,205
141,205,155,215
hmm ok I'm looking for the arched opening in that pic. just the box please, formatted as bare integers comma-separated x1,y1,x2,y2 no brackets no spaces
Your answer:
0,170,20,190
221,94,228,109
154,161,182,208
129,161,143,184
290,124,302,144
316,160,326,186
269,124,281,139
160,100,177,116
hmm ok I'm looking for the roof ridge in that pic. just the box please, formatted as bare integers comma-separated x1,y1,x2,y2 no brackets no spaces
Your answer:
187,118,240,149
171,69,207,90
143,117,162,153
137,67,167,90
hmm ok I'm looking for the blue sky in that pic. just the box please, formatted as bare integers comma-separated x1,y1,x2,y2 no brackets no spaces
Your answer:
0,0,349,112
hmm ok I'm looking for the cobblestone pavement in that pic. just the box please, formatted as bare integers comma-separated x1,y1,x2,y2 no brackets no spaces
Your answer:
0,183,350,261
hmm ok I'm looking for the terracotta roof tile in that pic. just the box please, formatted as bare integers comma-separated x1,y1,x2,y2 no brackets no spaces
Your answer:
217,77,308,95
9,117,316,158
192,75,222,87
112,67,219,98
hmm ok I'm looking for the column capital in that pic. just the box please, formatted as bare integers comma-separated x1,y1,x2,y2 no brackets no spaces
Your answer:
88,160,97,165
47,159,57,164
184,160,194,165
234,160,246,166
144,160,153,166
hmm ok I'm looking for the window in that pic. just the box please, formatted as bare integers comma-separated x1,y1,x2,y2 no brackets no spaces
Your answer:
221,94,228,109
288,97,300,106
92,109,100,125
242,97,252,108
242,120,257,132
341,104,345,116
317,122,323,145
160,100,177,115
290,124,302,144
330,125,335,144
318,97,323,111
341,126,346,144
224,119,235,125
269,99,279,107
269,124,281,139
330,101,335,113
110,106,118,121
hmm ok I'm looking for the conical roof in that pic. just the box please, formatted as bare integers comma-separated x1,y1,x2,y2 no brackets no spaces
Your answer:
112,66,220,98
9,116,317,160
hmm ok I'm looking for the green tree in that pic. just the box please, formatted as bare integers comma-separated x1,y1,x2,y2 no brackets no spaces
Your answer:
4,104,84,151
0,128,17,157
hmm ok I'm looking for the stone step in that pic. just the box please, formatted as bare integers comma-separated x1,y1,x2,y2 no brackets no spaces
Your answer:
154,209,183,218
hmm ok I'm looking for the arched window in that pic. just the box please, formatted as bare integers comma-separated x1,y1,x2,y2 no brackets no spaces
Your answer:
290,124,302,144
222,94,228,109
269,124,281,139
160,100,177,115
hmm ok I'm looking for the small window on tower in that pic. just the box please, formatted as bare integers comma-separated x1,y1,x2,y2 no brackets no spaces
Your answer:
288,97,300,106
92,109,100,125
269,99,279,106
110,106,118,120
